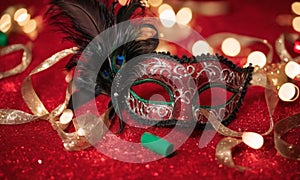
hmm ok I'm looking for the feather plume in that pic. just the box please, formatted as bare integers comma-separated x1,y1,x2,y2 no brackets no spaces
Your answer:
48,0,159,127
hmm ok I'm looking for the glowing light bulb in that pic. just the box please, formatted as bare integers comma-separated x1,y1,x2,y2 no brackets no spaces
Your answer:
285,61,300,79
192,40,213,56
294,41,300,54
0,14,12,33
65,72,73,83
278,82,299,102
22,19,37,34
221,37,241,57
148,0,163,7
158,3,172,14
77,128,86,136
118,0,128,6
159,8,176,28
292,2,300,15
176,7,192,25
242,132,264,149
245,51,267,68
292,17,300,32
59,109,73,124
14,8,30,26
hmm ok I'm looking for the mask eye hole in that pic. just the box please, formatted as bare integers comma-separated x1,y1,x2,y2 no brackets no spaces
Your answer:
193,83,238,109
130,79,174,105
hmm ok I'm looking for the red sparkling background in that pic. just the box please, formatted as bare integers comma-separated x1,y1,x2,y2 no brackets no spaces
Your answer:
1,0,300,179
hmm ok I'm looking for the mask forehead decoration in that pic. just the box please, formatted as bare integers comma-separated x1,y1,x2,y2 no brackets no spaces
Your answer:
112,53,253,127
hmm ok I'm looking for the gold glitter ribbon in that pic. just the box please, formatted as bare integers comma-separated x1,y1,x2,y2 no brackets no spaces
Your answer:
205,32,300,171
274,112,300,160
205,33,281,171
275,33,300,62
0,47,111,151
0,44,32,79
215,137,246,171
201,82,277,171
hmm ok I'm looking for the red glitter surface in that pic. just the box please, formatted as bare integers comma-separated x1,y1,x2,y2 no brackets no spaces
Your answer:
1,0,300,179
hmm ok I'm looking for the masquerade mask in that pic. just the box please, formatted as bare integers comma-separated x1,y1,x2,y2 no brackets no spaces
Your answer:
46,0,253,131
112,53,253,127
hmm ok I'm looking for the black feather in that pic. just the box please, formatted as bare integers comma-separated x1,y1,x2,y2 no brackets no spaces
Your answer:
48,0,159,112
116,0,145,23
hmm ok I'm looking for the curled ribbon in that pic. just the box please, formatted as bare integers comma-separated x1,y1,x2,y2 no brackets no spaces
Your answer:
201,81,277,171
274,113,300,160
0,47,111,151
275,33,300,62
205,32,300,171
0,44,32,79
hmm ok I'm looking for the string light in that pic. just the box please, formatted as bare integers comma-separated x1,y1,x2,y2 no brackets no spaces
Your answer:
59,109,74,124
148,0,163,7
285,61,300,79
22,19,37,34
245,51,267,68
192,40,213,56
14,8,30,26
176,7,193,25
0,14,12,33
292,17,300,32
242,132,264,149
221,37,241,57
118,0,128,6
278,82,299,102
77,128,86,136
158,3,172,14
292,2,300,15
294,41,300,53
65,72,73,83
159,8,176,28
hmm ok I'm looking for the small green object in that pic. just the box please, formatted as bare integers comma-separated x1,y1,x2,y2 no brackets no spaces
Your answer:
141,132,174,157
0,31,8,46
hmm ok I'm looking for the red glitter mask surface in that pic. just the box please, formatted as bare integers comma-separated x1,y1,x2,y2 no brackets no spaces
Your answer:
1,0,300,179
119,53,252,126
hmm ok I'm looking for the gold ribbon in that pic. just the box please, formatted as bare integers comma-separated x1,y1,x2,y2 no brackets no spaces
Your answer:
0,47,111,151
0,44,32,79
274,113,300,160
275,33,300,62
205,32,300,171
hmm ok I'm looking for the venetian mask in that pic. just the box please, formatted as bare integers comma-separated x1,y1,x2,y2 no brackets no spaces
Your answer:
111,53,253,127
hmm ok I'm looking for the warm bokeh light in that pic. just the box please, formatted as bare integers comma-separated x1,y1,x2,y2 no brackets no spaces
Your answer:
176,7,192,25
192,40,213,56
221,37,241,57
59,109,74,124
158,3,172,14
159,8,176,28
118,0,128,6
77,128,86,136
22,19,37,34
242,132,264,149
65,72,73,83
245,51,267,68
14,8,30,26
292,2,300,15
0,14,12,33
292,17,300,32
285,61,300,79
278,82,299,102
294,41,300,53
148,0,163,7
156,43,169,52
